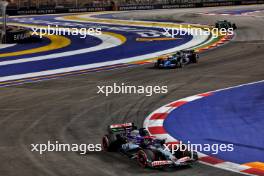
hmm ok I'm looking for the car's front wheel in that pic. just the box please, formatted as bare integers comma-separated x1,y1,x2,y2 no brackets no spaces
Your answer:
192,55,198,63
137,149,155,168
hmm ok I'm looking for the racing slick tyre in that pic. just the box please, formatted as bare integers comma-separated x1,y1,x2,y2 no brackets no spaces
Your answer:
191,56,198,63
137,149,155,168
215,23,219,29
102,134,126,152
232,23,237,30
102,134,118,152
102,135,111,151
155,59,163,68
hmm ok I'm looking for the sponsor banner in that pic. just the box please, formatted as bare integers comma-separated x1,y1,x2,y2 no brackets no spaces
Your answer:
201,2,235,7
7,7,111,15
161,4,196,9
241,0,264,5
118,5,154,10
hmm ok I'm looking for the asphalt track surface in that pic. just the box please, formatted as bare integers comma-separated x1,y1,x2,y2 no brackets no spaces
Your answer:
0,5,264,176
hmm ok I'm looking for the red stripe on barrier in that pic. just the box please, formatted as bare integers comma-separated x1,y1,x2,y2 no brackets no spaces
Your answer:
148,126,166,134
242,168,264,176
199,156,224,165
149,113,168,120
168,101,187,107
198,92,213,97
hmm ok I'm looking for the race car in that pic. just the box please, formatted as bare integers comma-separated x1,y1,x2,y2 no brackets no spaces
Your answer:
102,122,198,168
154,50,199,69
215,20,237,30
102,123,146,154
180,50,199,64
1,26,31,43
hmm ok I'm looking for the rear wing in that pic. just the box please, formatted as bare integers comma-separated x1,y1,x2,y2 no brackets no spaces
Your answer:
108,122,135,133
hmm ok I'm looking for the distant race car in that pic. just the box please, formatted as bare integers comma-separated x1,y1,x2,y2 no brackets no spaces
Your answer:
102,122,198,168
154,50,199,69
1,26,31,43
215,20,237,30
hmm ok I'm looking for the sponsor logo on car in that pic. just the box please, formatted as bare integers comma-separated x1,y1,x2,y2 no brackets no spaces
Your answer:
151,160,172,166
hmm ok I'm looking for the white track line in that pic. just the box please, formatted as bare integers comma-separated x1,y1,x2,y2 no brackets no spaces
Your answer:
0,44,16,49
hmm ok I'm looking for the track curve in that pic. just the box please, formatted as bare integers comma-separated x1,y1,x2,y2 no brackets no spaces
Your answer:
1,13,212,85
0,4,264,176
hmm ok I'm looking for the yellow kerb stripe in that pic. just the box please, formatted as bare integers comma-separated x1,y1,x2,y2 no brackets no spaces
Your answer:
0,33,70,57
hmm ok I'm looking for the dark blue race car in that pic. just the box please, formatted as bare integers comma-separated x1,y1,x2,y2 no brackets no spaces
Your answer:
154,50,199,69
102,123,198,168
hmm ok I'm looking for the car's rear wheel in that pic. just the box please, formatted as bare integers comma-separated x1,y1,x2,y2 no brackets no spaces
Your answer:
232,23,237,30
215,23,219,29
103,134,126,152
156,59,163,68
102,135,110,151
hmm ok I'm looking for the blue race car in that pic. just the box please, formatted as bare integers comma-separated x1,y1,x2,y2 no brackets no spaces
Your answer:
102,123,198,168
215,20,237,30
154,55,182,68
154,50,199,69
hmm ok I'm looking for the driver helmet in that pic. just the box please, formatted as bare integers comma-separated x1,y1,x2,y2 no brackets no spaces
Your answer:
168,55,173,60
130,130,140,137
